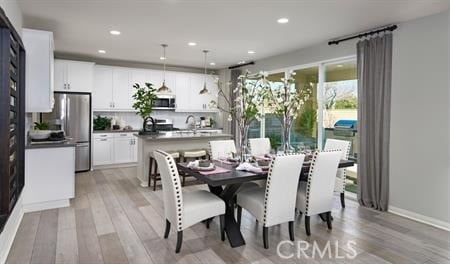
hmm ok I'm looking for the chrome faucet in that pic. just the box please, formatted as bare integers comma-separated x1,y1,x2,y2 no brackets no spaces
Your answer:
185,115,197,134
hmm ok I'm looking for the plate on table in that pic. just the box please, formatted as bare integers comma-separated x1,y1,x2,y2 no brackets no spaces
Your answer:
192,164,216,171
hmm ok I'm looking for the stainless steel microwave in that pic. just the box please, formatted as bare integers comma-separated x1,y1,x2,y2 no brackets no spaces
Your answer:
153,94,176,110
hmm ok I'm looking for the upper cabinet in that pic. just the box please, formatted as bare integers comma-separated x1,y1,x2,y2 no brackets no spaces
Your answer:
176,73,219,112
93,66,113,110
23,29,54,113
54,59,94,92
92,64,218,112
93,66,133,111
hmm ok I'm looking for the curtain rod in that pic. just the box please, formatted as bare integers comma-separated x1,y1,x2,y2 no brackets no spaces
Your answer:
228,61,255,69
328,25,397,45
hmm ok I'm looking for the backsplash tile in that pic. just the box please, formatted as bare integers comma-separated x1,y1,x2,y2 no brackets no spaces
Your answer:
93,111,220,130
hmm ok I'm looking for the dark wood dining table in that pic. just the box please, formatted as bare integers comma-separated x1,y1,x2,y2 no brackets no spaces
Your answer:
177,159,355,248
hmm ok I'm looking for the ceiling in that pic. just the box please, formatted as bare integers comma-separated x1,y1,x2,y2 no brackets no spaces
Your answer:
19,0,449,69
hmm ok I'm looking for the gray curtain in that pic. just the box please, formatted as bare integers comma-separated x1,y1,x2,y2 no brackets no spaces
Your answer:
357,33,393,211
230,69,242,141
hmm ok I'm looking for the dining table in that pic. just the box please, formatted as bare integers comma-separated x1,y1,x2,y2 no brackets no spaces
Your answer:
177,158,355,248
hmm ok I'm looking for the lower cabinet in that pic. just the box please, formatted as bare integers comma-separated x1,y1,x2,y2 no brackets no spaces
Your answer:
93,133,137,166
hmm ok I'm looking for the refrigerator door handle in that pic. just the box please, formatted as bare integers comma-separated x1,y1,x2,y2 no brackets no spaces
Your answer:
66,97,71,136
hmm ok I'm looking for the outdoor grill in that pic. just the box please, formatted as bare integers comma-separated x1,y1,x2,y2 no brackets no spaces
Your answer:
333,119,357,137
325,119,358,159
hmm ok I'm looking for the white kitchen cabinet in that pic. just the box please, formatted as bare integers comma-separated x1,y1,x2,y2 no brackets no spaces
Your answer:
151,69,176,94
54,59,94,92
93,134,114,165
24,147,75,212
93,66,113,110
131,68,152,87
175,73,218,112
113,133,136,163
175,73,191,110
23,28,55,113
93,133,137,166
112,67,132,109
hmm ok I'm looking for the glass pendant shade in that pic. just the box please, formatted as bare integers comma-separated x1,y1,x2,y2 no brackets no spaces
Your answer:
157,44,172,93
199,50,209,94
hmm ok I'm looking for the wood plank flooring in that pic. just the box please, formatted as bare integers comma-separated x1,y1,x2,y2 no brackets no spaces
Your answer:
6,167,450,264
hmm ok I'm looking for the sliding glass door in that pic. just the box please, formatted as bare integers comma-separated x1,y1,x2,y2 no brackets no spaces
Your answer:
323,60,358,193
290,67,319,150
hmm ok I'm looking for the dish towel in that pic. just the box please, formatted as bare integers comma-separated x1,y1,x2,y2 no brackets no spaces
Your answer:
236,162,263,173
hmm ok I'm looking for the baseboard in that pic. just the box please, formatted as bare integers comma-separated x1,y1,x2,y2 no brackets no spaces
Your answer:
93,163,137,170
22,199,70,213
388,206,450,231
0,195,24,264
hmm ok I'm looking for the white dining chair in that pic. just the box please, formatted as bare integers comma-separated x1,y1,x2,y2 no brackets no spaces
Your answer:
249,138,271,156
323,139,351,208
209,139,237,160
153,150,226,253
236,154,305,249
296,150,342,236
209,139,260,191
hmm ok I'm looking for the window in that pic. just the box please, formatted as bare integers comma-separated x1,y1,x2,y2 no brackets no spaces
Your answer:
290,67,319,150
262,72,285,149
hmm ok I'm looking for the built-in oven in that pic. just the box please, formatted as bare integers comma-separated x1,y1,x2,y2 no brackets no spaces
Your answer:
153,94,176,110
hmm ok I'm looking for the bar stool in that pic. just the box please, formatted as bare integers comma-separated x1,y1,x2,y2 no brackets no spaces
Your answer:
180,149,207,186
149,151,180,191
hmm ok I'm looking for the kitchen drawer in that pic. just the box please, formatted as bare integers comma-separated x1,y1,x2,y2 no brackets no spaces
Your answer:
93,133,113,139
113,132,134,138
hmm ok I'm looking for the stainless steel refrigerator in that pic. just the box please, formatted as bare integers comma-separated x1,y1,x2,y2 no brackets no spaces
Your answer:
41,92,91,172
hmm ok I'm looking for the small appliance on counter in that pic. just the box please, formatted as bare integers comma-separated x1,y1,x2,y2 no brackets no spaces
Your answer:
144,118,178,132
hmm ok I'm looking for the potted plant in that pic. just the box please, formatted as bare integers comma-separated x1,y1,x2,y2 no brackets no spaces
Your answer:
260,70,311,153
93,115,112,131
132,82,158,135
209,70,264,161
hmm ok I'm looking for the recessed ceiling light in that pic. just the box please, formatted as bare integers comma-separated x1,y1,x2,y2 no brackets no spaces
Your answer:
98,49,106,54
110,30,121,35
248,50,255,54
160,56,166,60
238,60,246,65
337,64,343,68
188,42,197,46
277,18,289,24
210,62,216,66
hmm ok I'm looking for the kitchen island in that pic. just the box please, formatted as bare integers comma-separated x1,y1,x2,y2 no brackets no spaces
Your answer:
135,132,233,187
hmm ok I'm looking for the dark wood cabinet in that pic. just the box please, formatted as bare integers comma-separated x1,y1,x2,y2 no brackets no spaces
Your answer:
0,7,25,233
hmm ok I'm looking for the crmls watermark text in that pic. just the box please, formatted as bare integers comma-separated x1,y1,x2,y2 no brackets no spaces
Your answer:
276,240,357,259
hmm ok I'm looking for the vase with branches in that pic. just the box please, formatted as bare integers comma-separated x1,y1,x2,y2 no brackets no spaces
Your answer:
209,70,264,161
132,82,158,134
260,71,311,153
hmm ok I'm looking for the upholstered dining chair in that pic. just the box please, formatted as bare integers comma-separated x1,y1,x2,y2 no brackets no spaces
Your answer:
209,139,237,160
249,138,271,156
323,139,351,208
236,154,305,249
153,150,226,253
296,150,342,236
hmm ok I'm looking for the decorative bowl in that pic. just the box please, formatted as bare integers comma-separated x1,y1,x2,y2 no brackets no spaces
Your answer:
198,160,211,168
29,130,52,140
257,159,270,167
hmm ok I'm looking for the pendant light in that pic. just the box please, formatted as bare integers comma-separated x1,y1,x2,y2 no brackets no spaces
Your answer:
157,44,172,93
199,50,209,94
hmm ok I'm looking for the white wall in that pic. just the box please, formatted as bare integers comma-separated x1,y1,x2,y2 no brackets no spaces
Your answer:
221,10,450,227
390,10,449,224
0,1,23,262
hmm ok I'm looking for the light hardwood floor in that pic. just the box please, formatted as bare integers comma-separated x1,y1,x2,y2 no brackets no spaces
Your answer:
6,167,450,264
